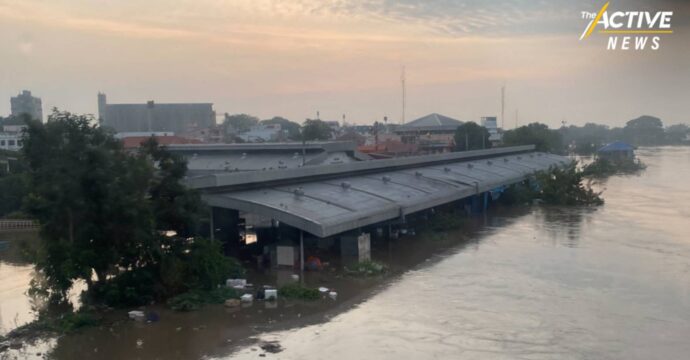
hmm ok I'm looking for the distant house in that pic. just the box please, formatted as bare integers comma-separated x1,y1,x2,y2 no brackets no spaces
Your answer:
597,141,635,161
237,124,284,143
394,113,463,154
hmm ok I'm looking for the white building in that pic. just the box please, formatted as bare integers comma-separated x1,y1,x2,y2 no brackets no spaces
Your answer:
238,124,284,143
2,125,27,134
481,116,502,143
0,133,23,151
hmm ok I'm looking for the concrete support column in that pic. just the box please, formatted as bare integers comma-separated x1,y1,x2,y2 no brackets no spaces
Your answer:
340,232,371,264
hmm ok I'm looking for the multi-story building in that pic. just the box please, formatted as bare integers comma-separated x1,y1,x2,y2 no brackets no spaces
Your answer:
98,93,215,134
480,116,502,144
0,133,23,151
10,90,43,121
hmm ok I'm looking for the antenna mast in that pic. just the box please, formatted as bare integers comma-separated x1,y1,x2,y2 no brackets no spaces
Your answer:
501,84,505,130
401,66,406,125
515,109,519,129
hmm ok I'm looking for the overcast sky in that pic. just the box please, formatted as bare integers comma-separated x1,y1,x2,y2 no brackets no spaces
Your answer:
1,0,688,127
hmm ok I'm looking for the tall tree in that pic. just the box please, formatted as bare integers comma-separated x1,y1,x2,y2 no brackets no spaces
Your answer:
503,122,563,153
623,115,664,145
454,122,491,151
301,119,333,141
23,110,152,297
223,113,259,133
261,116,301,140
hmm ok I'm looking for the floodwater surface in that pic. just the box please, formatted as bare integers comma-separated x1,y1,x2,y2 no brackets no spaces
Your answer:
1,147,689,359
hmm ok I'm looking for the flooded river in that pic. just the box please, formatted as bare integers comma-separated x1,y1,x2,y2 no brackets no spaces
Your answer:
2,147,689,359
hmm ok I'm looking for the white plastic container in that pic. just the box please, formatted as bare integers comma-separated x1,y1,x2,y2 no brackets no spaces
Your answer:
264,289,278,300
240,293,253,302
226,278,247,288
128,310,145,321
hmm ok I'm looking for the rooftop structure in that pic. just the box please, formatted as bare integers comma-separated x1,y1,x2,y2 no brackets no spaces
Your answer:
597,141,635,161
190,145,567,237
393,113,463,154
98,93,215,134
166,141,371,176
396,113,463,133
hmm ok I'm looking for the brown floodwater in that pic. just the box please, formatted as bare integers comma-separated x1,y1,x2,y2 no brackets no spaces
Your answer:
2,147,689,359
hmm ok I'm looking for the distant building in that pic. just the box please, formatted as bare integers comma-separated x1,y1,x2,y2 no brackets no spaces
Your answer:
2,125,27,133
166,142,370,176
11,90,43,121
394,113,463,154
0,133,23,151
480,116,502,144
237,124,284,143
98,93,215,134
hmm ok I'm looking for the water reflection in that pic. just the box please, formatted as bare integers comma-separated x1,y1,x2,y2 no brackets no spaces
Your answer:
0,231,40,335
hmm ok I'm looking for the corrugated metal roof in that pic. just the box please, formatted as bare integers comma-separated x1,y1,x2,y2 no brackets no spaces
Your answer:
203,151,567,237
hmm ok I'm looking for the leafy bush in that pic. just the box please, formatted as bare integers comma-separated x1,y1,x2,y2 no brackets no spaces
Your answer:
168,291,204,311
499,163,603,206
535,163,604,206
279,284,320,300
168,287,240,311
344,260,387,277
185,238,245,290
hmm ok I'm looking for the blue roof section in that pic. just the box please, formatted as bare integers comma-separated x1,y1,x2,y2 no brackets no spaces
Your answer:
598,141,634,152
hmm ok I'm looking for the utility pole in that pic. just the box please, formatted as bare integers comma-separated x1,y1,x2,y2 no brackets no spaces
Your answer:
401,66,406,125
501,85,505,130
515,109,519,129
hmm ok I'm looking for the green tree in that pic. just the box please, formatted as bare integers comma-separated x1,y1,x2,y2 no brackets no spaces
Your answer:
23,110,152,298
261,116,301,140
301,119,333,141
223,113,259,134
454,122,491,151
559,123,610,155
665,123,689,144
22,110,239,308
503,122,563,153
623,115,664,145
0,173,28,217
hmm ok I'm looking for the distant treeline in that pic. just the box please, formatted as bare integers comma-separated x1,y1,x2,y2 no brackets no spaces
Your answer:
503,115,689,154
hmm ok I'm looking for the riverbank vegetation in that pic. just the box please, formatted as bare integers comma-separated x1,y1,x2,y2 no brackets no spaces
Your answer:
502,115,688,155
19,110,243,322
582,158,647,178
278,284,321,300
501,163,603,206
344,260,388,277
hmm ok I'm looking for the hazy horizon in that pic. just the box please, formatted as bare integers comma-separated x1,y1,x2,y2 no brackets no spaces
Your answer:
1,0,688,128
